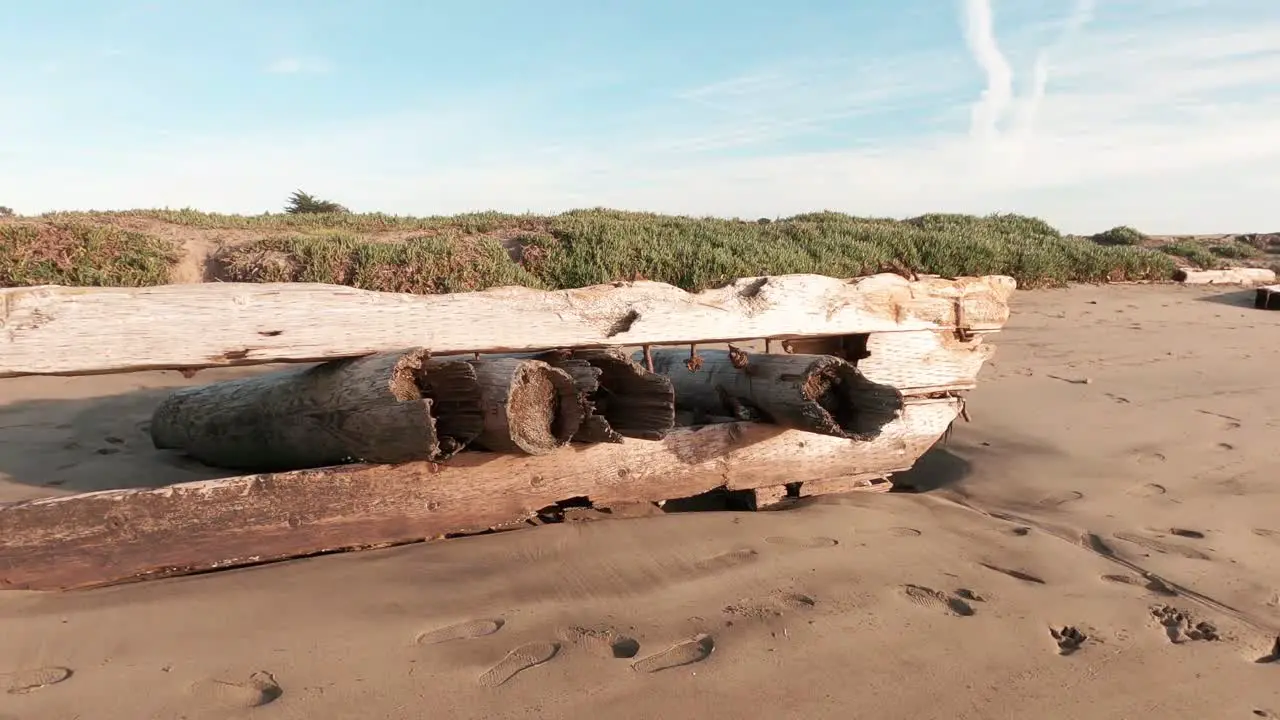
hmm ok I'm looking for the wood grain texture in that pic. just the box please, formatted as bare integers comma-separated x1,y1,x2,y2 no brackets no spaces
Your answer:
781,331,996,394
858,331,995,394
0,399,959,591
0,273,1015,377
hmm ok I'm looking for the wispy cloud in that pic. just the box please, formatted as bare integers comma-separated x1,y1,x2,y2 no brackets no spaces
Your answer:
265,56,331,75
962,0,1014,142
1012,0,1096,143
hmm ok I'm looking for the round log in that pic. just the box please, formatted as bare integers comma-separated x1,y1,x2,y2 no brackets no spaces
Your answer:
643,349,903,439
467,358,585,455
150,349,484,471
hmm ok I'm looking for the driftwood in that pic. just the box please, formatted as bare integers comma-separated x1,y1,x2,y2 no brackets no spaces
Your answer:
0,399,960,591
1174,267,1277,286
1257,285,1280,310
150,349,484,470
0,273,1016,377
466,358,584,455
783,331,996,394
644,349,902,439
495,349,676,443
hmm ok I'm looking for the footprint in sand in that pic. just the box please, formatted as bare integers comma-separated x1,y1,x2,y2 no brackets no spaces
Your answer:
189,671,282,709
694,548,759,572
1150,604,1219,644
556,626,640,659
1127,483,1167,498
1036,490,1083,508
1133,452,1167,466
899,584,975,617
1100,573,1177,597
3,666,72,695
1049,626,1088,656
764,536,838,549
478,642,559,688
888,527,922,538
1114,531,1211,560
723,591,817,621
416,618,505,645
631,634,715,673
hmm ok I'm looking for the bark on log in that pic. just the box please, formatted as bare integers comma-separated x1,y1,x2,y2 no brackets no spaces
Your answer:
466,358,585,455
1174,267,1276,286
644,349,903,439
0,273,1016,378
0,398,959,591
150,349,484,471
783,331,996,394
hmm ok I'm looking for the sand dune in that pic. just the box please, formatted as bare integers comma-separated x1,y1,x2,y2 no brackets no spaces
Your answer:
2,283,1279,719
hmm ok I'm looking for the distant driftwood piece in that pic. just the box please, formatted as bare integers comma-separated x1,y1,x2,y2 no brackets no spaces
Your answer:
0,273,1016,378
783,330,996,394
644,349,903,439
1256,285,1280,310
1174,267,1276,286
0,398,959,591
466,358,584,455
150,349,484,471
498,349,676,443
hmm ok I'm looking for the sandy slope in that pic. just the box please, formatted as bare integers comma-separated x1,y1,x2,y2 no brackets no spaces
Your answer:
2,283,1278,720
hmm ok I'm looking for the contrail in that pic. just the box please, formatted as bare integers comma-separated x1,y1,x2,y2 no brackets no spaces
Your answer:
962,0,1015,142
1015,0,1097,141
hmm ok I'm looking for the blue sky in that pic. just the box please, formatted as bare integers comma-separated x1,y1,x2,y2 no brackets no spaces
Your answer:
2,0,1278,232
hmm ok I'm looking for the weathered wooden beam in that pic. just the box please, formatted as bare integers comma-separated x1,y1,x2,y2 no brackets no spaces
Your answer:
0,274,1015,378
0,399,959,591
781,331,996,394
1174,267,1276,286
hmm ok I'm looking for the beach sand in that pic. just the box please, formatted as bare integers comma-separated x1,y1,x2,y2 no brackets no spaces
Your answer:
2,283,1278,719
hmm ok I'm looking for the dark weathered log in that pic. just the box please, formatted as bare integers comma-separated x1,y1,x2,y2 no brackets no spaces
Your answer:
149,349,484,470
1257,284,1280,310
466,358,585,455
0,399,959,591
643,349,903,439
573,349,676,441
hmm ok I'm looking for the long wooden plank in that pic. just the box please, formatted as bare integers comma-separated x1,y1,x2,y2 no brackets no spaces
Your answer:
1174,267,1276,286
0,399,959,591
0,274,1015,378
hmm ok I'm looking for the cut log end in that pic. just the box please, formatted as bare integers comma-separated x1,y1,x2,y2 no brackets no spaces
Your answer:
471,358,585,455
